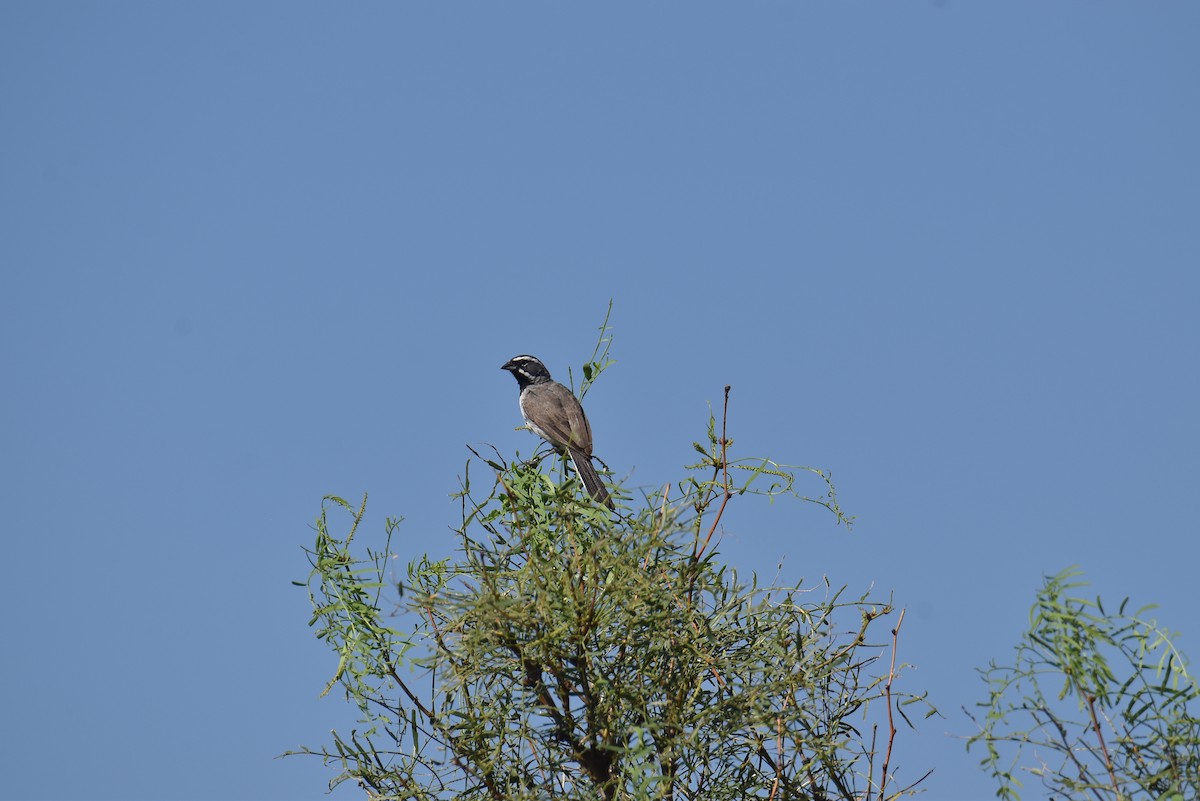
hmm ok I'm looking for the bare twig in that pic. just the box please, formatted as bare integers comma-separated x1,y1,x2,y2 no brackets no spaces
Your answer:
879,607,906,799
695,384,733,561
1085,692,1121,793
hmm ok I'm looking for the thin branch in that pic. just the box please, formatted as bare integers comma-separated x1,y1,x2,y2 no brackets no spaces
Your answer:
767,708,785,801
695,384,733,561
1085,692,1121,794
879,607,905,800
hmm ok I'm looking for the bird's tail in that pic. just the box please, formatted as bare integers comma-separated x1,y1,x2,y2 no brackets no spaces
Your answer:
568,448,614,509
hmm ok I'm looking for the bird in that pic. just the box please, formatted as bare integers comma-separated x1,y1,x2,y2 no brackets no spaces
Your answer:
501,355,613,509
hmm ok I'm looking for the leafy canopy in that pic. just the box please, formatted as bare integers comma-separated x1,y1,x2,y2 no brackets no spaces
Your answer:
289,320,932,799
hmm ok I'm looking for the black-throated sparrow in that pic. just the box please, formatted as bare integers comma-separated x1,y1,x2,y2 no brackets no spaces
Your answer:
501,355,613,509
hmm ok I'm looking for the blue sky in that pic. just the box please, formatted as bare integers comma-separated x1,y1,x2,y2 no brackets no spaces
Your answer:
2,2,1197,799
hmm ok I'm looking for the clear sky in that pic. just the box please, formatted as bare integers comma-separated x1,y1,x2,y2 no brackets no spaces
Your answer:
2,3,1197,799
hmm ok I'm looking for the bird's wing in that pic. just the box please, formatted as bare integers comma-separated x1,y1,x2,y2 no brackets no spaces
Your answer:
525,383,593,455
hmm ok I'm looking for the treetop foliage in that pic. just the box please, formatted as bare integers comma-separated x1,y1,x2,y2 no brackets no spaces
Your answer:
288,320,932,799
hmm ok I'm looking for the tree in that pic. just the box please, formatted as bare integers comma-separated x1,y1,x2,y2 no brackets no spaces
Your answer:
289,341,933,799
967,567,1200,800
